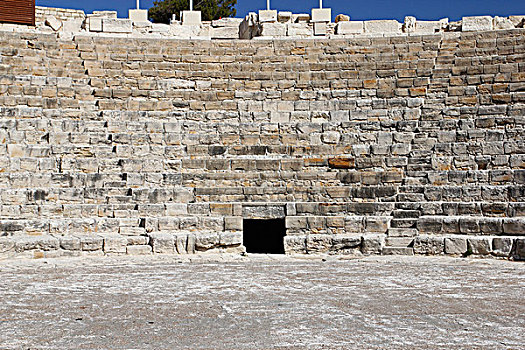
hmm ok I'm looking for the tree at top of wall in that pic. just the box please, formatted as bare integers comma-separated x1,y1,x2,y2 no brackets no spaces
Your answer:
149,0,237,23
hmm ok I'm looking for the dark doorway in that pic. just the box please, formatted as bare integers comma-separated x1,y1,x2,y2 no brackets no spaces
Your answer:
243,219,286,254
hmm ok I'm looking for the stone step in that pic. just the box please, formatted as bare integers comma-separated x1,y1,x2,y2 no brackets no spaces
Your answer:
387,228,419,237
417,216,525,235
385,237,414,247
392,210,421,219
390,218,417,228
382,247,414,255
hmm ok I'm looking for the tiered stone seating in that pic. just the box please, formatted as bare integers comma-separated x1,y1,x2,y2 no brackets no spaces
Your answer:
0,29,524,259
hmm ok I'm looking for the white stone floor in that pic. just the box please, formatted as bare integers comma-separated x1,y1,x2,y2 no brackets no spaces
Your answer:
0,254,524,349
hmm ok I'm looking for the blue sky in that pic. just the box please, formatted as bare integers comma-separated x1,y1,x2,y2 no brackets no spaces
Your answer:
36,0,525,22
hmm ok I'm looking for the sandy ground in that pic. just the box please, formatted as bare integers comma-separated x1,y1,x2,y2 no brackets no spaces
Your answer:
0,254,524,349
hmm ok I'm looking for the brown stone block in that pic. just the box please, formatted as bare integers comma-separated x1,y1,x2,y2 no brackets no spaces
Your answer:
216,91,234,100
363,79,378,89
328,157,355,169
458,96,478,105
493,83,509,93
290,47,306,55
210,203,233,215
492,94,511,104
409,87,427,97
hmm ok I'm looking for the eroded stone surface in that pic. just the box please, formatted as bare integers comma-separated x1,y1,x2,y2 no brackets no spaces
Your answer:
0,255,523,349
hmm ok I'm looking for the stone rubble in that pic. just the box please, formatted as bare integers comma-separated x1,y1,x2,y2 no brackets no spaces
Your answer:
0,7,522,40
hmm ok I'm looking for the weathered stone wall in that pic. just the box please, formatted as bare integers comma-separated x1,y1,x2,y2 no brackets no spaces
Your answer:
0,29,524,259
35,6,86,26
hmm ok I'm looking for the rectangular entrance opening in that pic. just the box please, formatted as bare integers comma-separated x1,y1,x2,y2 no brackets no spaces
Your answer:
243,218,286,254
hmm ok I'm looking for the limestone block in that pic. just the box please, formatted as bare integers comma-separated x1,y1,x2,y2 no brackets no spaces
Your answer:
513,238,525,260
195,233,219,251
307,234,332,253
240,12,259,39
0,238,15,255
174,234,188,254
366,217,389,233
148,233,174,254
492,237,514,257
508,15,525,27
101,235,127,254
285,216,307,230
444,237,467,255
417,217,443,234
403,16,416,33
166,203,187,215
331,235,361,252
259,22,286,37
88,17,103,31
308,217,326,233
102,18,132,33
151,23,170,33
187,234,196,254
170,23,209,38
45,15,62,31
344,217,364,233
336,21,363,35
59,236,81,251
284,236,307,254
493,16,514,30
62,19,83,32
413,236,444,255
211,26,239,39
314,22,327,36
382,247,414,255
459,218,480,234
479,218,502,235
7,144,25,157
415,20,446,34
180,217,199,230
385,237,413,246
224,217,242,231
335,14,350,23
293,13,310,23
364,20,401,34
126,245,152,255
321,131,340,144
259,10,277,23
467,237,492,255
133,20,152,29
120,227,146,236
158,217,180,231
286,203,297,216
311,8,331,23
79,236,104,251
162,78,195,89
14,236,59,253
361,234,385,255
201,217,224,231
182,11,201,25
127,236,148,245
212,18,243,27
503,218,525,234
278,11,292,23
92,11,117,19
129,9,148,22
327,217,345,229
462,16,493,31
220,232,242,246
